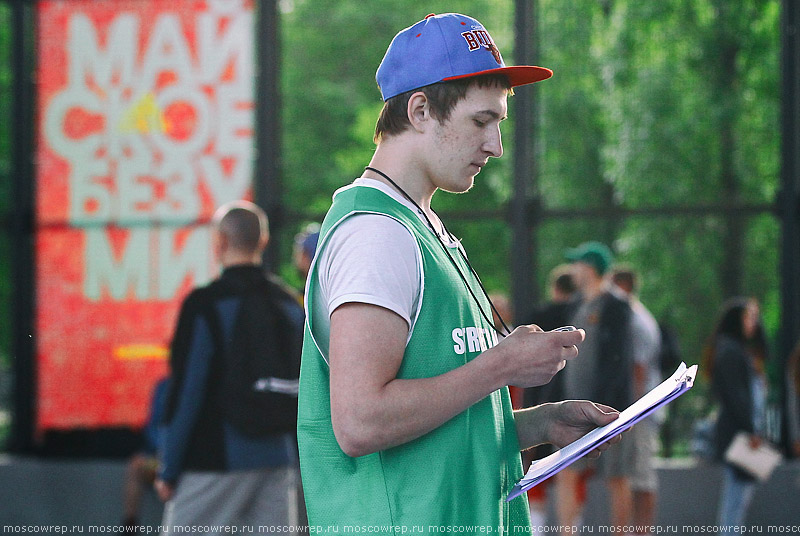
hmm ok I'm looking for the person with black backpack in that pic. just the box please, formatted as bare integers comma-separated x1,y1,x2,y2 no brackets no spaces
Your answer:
156,201,304,532
555,242,635,534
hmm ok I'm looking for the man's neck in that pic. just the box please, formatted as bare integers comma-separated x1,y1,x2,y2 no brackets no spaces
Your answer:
221,253,262,269
365,142,437,213
582,278,607,301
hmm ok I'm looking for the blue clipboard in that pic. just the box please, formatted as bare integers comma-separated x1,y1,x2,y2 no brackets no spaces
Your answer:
507,363,698,501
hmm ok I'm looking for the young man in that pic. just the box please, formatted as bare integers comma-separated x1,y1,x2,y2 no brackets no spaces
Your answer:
298,14,621,532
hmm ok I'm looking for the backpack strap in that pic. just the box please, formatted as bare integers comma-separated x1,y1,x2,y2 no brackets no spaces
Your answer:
200,279,234,360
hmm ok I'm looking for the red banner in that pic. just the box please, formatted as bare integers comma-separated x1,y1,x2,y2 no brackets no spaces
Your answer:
36,0,255,432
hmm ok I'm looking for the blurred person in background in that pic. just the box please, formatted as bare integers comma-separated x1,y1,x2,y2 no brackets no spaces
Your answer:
611,267,662,535
122,376,169,528
522,264,577,333
519,265,578,409
787,339,800,458
291,223,321,529
702,297,769,534
293,223,320,285
555,241,634,534
156,201,304,532
518,265,578,526
489,292,514,336
490,292,518,408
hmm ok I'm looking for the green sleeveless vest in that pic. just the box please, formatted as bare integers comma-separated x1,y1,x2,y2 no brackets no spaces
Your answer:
298,184,530,533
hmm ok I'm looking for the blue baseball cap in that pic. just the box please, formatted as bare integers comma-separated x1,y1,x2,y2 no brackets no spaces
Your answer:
376,13,553,102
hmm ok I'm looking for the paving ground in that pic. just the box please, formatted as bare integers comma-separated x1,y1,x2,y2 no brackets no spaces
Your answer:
0,457,798,531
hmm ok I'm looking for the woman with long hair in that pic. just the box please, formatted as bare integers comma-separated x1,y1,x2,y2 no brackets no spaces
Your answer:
703,297,768,533
787,339,800,458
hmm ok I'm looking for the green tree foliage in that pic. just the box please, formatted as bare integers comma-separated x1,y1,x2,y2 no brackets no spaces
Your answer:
280,0,513,215
277,1,515,288
536,1,778,445
589,0,779,360
278,1,782,452
279,0,780,356
0,1,782,453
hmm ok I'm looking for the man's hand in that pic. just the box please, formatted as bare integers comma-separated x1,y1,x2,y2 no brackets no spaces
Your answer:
154,478,175,502
544,401,621,455
489,325,585,388
515,400,621,455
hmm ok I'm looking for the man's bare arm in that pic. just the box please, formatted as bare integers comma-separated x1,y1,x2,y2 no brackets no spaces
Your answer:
328,302,584,457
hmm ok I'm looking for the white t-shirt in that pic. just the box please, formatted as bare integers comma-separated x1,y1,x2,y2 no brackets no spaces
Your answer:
630,299,662,392
313,178,459,334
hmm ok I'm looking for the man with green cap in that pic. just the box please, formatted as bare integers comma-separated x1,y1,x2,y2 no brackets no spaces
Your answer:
555,241,635,533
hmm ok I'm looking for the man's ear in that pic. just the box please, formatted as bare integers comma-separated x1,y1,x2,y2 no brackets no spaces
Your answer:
213,231,227,261
407,91,431,133
258,233,270,252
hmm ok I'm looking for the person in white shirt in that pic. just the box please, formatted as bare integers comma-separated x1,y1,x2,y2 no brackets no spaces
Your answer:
611,267,662,534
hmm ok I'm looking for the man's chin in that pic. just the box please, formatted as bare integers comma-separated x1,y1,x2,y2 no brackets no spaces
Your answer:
440,175,476,195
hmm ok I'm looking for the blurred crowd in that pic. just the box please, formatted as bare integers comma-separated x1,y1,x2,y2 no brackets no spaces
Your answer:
117,222,799,534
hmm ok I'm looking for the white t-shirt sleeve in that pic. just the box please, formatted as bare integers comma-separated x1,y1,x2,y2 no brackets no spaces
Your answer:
318,213,421,328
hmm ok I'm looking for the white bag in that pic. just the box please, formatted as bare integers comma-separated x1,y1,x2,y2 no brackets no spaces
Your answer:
724,432,782,482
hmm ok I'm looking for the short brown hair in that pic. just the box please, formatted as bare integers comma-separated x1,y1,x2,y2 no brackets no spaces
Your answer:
374,74,512,143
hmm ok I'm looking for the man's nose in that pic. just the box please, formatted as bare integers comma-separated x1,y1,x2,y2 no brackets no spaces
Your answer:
484,126,503,158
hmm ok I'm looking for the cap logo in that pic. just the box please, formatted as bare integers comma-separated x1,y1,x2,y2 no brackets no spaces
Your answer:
460,30,502,65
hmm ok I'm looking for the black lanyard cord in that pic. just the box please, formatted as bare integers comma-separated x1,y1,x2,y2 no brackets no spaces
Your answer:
364,166,512,337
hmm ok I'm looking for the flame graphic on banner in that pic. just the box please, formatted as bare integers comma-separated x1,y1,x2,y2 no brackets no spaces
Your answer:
119,93,167,134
